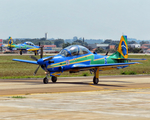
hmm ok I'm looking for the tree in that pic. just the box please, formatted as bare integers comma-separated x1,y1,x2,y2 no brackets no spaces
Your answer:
54,39,64,47
95,47,106,53
128,47,143,53
133,48,143,53
14,39,22,44
104,39,112,44
62,42,71,48
128,41,137,44
140,41,149,45
72,40,88,46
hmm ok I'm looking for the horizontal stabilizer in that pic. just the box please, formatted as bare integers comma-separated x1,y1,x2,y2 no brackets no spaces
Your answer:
112,58,146,61
12,59,38,64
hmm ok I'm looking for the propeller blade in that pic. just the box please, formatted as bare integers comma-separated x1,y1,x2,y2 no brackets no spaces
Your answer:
105,51,108,56
30,55,38,61
39,42,40,47
41,64,49,73
34,65,40,75
43,57,53,62
40,46,43,58
43,66,48,72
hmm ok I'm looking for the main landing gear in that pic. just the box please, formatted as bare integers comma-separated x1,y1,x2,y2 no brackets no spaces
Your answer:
20,50,22,55
93,76,99,84
93,67,100,84
43,76,57,84
34,51,38,56
51,76,57,83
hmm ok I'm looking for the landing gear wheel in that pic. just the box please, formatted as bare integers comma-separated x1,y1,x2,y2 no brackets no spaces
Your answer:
93,76,99,84
51,76,57,83
20,51,22,55
43,77,48,84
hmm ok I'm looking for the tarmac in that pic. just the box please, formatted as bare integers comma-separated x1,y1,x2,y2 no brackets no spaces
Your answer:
0,75,150,120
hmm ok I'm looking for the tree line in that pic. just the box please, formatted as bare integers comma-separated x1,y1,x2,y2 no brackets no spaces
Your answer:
3,37,148,53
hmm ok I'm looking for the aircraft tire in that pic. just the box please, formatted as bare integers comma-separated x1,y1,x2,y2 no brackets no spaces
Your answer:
43,77,48,84
51,76,57,83
20,51,22,55
93,77,99,84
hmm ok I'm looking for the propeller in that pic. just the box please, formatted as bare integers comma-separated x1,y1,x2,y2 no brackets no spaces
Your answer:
34,65,40,75
40,45,43,58
30,44,54,75
43,57,53,62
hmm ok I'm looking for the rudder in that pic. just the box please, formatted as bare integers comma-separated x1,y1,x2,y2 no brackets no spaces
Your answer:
117,35,128,58
8,37,13,46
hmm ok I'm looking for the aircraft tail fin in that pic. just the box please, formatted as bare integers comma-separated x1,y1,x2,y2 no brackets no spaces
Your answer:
111,35,128,59
8,37,13,46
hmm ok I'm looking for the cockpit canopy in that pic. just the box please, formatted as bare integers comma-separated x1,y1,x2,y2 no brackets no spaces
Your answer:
24,42,35,46
59,45,90,57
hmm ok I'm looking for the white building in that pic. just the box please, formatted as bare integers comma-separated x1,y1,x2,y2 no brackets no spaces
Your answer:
96,44,109,50
128,44,141,48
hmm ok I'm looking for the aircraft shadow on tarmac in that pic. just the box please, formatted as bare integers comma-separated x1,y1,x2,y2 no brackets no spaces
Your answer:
51,81,125,87
100,80,133,83
0,79,127,87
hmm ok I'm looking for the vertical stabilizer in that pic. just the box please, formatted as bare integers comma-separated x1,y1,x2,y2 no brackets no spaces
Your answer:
111,35,128,59
117,35,128,58
8,37,13,46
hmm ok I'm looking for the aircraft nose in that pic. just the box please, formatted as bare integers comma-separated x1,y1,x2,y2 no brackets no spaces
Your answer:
37,59,44,65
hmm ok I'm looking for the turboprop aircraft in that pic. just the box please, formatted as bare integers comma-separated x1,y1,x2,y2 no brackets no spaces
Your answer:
7,37,40,55
12,35,146,84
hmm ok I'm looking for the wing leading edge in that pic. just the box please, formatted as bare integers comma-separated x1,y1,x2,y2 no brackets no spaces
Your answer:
13,59,38,64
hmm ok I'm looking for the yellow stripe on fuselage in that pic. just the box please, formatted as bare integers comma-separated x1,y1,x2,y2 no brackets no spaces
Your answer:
47,54,93,68
93,56,109,61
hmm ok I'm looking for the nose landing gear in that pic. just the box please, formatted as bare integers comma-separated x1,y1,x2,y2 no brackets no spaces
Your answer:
43,77,49,84
43,75,57,84
51,76,57,83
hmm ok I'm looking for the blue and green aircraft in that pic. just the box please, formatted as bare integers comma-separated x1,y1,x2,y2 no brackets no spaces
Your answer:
6,37,40,55
13,35,146,84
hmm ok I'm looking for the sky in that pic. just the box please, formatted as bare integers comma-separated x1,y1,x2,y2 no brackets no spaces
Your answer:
0,0,150,40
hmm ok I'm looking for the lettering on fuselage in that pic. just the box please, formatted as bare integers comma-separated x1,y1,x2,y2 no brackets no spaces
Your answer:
104,57,107,64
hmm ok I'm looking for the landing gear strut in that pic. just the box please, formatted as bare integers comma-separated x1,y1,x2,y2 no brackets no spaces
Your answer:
34,51,38,56
51,76,57,83
93,67,99,84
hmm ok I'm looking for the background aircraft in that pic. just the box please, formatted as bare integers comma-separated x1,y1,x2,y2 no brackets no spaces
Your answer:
13,35,146,84
7,37,40,55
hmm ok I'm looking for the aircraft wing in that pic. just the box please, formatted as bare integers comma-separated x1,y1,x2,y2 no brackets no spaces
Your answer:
27,48,40,51
13,59,38,64
2,45,8,47
71,62,139,71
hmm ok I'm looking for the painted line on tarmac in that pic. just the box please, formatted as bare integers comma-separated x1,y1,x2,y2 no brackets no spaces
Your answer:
1,87,150,97
89,82,103,89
